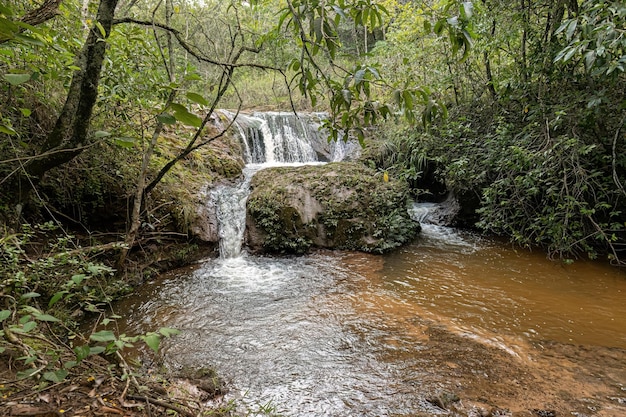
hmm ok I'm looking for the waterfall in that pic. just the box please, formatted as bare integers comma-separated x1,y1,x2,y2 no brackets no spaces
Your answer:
219,110,360,164
211,111,361,258
408,201,476,250
211,165,264,258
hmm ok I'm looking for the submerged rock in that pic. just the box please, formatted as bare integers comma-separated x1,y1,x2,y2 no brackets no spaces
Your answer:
245,162,420,254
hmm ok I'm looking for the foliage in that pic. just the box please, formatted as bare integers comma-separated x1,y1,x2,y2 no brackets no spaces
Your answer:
554,0,626,76
357,0,626,264
0,222,179,382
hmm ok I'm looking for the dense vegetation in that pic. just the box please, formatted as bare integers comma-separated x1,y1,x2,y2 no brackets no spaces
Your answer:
367,0,625,264
0,0,624,414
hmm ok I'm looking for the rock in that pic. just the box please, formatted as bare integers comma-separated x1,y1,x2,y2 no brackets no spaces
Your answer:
245,162,420,254
189,185,219,243
490,408,513,417
531,410,556,417
426,391,460,410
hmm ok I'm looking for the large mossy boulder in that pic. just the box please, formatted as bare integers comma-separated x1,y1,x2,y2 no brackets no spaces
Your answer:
245,162,420,254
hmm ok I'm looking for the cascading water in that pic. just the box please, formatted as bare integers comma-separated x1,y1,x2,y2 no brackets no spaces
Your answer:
408,201,477,250
219,110,360,164
211,111,357,258
211,164,264,258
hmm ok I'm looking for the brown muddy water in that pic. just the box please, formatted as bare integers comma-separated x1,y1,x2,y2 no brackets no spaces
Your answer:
116,225,626,416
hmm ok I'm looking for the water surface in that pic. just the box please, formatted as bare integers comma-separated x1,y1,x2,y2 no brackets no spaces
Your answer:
117,228,626,415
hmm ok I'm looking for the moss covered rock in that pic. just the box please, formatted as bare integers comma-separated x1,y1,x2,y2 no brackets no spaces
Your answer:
245,162,420,254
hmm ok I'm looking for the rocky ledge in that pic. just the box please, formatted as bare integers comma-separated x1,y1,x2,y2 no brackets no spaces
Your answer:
245,162,420,254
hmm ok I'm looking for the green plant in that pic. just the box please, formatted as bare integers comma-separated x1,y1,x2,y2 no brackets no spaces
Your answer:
0,223,179,384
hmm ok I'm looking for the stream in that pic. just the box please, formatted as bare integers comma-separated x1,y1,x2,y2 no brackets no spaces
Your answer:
117,113,626,416
117,226,626,416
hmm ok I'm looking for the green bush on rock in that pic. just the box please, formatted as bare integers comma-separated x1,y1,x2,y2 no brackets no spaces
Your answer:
246,162,420,254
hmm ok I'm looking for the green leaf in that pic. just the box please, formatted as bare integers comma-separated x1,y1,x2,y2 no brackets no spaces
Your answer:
87,264,111,275
434,19,445,35
90,330,116,342
12,321,37,333
0,17,18,40
4,73,30,86
461,2,474,19
63,360,78,369
0,124,17,135
43,369,68,383
402,90,414,109
0,5,14,16
113,137,136,148
94,130,111,138
14,34,45,46
20,108,31,117
74,345,90,361
21,292,40,299
170,104,202,128
17,368,39,379
157,112,177,125
184,73,202,81
0,310,11,321
158,327,180,338
89,346,105,355
143,333,160,353
34,313,60,322
95,21,106,38
186,92,209,106
423,20,432,33
565,19,577,41
71,274,86,285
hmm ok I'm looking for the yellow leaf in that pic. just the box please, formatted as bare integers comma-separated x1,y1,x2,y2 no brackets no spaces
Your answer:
383,171,389,182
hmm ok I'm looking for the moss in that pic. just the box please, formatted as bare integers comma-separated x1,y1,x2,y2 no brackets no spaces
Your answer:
149,127,245,236
247,162,420,254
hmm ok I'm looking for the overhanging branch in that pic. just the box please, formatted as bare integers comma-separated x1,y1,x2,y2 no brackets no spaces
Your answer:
112,17,283,73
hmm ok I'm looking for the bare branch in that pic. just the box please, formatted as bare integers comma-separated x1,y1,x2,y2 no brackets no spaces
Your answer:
112,17,282,73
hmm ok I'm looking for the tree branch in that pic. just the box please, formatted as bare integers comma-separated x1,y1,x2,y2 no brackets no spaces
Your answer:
20,0,64,26
0,0,63,43
112,17,283,73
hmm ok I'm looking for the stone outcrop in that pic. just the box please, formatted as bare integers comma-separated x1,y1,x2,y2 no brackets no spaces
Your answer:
245,162,420,254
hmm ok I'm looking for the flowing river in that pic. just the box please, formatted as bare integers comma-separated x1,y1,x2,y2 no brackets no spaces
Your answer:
116,113,626,416
116,224,626,416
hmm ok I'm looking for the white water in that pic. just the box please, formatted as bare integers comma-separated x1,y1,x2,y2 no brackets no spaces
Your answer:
218,110,359,164
211,165,262,258
408,201,478,252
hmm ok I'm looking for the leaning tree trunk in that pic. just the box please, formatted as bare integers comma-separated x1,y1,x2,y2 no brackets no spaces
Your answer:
19,0,119,197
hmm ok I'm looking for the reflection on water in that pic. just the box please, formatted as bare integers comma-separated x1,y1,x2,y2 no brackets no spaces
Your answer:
387,227,626,349
117,229,626,415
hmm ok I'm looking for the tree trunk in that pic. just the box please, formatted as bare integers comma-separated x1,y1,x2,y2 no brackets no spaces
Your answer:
520,0,529,84
484,19,497,99
20,0,119,195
